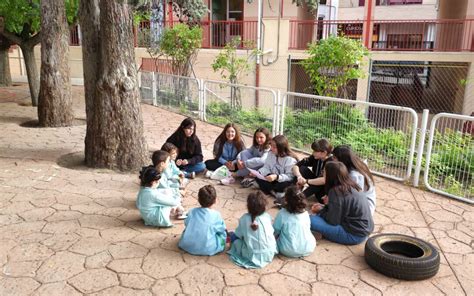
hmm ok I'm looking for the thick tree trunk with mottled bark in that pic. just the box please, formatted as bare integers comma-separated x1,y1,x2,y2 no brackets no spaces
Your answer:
0,46,12,86
80,0,148,170
38,0,74,127
79,0,100,166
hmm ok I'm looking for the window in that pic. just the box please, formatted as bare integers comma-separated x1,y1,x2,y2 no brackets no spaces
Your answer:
387,34,423,49
320,0,327,4
359,0,382,6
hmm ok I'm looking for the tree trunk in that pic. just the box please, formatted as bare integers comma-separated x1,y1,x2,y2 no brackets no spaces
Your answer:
0,46,12,87
79,0,100,165
82,0,148,170
38,0,74,127
20,44,40,106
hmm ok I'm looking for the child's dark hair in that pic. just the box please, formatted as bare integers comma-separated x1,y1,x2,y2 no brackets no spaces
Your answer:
333,145,374,191
151,150,170,167
253,127,271,150
284,186,307,214
325,161,361,195
311,138,333,154
139,166,161,187
198,185,217,208
247,191,267,231
161,142,178,153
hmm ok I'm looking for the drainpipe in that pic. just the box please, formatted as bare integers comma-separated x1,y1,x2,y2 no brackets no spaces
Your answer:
255,0,263,106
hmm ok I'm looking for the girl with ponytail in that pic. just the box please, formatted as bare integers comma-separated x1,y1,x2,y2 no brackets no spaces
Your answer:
228,191,277,269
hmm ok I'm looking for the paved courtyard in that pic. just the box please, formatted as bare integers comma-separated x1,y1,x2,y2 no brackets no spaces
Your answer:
0,84,472,295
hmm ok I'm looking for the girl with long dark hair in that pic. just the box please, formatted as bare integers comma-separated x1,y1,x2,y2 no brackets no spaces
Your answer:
310,161,374,245
166,117,206,177
205,123,245,172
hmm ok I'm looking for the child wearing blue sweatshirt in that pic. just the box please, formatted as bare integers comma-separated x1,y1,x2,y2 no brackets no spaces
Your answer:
136,167,180,227
205,123,245,172
273,186,316,257
179,185,227,256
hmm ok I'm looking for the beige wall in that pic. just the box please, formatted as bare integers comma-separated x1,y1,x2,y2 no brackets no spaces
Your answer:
339,0,437,20
438,0,468,19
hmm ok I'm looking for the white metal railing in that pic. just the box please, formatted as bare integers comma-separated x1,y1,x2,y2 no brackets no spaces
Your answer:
138,71,473,202
424,113,473,203
281,92,418,181
203,80,279,136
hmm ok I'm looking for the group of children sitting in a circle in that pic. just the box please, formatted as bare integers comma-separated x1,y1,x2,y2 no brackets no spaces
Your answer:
137,117,375,269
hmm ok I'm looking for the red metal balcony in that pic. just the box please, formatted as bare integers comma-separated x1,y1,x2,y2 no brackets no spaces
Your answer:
134,20,258,49
289,19,474,52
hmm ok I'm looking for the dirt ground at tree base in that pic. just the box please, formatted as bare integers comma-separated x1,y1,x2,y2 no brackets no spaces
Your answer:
0,84,472,295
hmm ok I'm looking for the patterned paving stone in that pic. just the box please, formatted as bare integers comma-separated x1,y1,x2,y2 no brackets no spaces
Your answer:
151,278,182,295
222,268,260,286
279,260,317,283
0,277,40,295
85,251,112,269
223,285,270,296
177,264,226,295
107,258,143,273
260,273,312,295
311,282,353,295
143,248,187,279
119,273,155,289
68,268,119,294
8,243,53,262
36,251,85,283
32,281,81,296
108,241,148,259
68,237,110,256
1,260,42,277
89,286,152,296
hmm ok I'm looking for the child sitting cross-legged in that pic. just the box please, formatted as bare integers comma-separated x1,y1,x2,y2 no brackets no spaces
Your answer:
273,186,316,257
227,191,277,269
178,185,227,256
136,167,183,228
161,142,189,189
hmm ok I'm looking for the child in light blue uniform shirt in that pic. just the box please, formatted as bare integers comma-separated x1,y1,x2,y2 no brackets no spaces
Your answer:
228,191,277,269
274,186,316,257
152,150,182,203
179,185,227,256
136,167,180,227
161,142,189,189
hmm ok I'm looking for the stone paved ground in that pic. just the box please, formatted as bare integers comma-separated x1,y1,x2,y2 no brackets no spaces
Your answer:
0,85,472,296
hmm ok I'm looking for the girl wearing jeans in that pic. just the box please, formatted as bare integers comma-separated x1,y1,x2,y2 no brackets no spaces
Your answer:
310,161,374,245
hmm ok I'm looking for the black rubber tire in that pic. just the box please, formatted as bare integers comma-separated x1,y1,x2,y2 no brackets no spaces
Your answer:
365,233,440,281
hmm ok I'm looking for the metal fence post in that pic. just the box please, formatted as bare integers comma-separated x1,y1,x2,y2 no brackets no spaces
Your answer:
279,93,287,135
413,109,429,187
202,80,207,122
273,90,281,136
151,72,157,106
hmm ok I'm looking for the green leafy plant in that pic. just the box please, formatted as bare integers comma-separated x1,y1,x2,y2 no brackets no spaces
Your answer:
211,37,259,109
157,23,202,76
301,36,369,98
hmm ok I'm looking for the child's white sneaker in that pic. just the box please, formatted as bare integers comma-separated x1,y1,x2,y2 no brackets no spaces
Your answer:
180,178,190,189
205,170,213,178
177,211,188,220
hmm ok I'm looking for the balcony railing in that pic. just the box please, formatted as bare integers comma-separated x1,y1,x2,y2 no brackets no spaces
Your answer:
135,20,258,49
289,19,474,52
